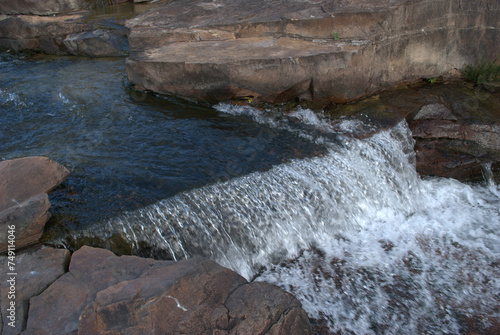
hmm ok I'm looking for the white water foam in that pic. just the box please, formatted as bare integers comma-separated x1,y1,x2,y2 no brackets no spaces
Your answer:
78,105,499,334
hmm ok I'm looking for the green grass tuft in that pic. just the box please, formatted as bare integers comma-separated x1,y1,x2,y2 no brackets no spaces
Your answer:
461,57,500,85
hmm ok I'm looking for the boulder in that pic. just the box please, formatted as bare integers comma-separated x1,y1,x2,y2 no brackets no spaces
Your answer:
125,0,500,104
0,247,70,334
24,246,313,335
0,157,69,252
0,194,51,253
0,157,69,213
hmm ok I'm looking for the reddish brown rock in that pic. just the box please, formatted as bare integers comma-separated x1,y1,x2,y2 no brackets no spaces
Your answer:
226,282,313,335
0,193,51,253
24,246,313,335
24,246,157,334
0,247,70,334
125,0,500,104
0,14,88,54
0,157,69,252
0,157,69,212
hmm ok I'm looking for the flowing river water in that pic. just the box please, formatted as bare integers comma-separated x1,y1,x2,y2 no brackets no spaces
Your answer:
1,55,499,334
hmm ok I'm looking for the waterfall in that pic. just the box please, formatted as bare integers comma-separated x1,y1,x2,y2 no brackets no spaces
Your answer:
78,106,500,334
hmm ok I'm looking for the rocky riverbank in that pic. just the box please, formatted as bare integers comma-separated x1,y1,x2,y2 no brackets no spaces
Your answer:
1,246,312,334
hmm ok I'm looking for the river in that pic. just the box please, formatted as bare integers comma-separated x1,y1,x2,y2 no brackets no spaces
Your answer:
1,54,499,334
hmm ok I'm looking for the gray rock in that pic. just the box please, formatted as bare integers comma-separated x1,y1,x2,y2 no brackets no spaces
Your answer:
0,0,92,16
0,0,130,16
413,104,458,121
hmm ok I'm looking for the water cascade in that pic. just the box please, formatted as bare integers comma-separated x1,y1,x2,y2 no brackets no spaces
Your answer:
78,105,500,334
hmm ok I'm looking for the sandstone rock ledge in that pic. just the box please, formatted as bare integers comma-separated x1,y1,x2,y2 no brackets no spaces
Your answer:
125,0,500,105
0,246,313,335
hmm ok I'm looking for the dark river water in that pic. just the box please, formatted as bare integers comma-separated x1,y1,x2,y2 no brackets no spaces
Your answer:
0,54,325,241
1,54,499,334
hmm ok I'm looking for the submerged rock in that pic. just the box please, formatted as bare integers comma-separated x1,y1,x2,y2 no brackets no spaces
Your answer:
125,0,500,104
24,246,313,334
0,157,69,252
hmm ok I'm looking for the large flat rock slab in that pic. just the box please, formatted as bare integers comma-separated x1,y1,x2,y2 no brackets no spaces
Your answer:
126,0,500,104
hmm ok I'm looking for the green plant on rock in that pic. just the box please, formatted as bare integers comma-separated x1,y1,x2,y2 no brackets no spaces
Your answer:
460,57,500,85
331,32,340,40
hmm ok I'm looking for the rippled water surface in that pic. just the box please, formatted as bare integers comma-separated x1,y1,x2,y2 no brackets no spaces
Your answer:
0,55,325,240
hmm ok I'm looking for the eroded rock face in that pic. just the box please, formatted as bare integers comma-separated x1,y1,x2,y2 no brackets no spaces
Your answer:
0,157,69,252
125,0,500,104
23,246,313,335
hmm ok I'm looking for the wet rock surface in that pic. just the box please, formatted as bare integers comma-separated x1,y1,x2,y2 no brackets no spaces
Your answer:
407,85,500,182
0,157,69,252
125,0,500,104
63,28,128,57
22,246,313,335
